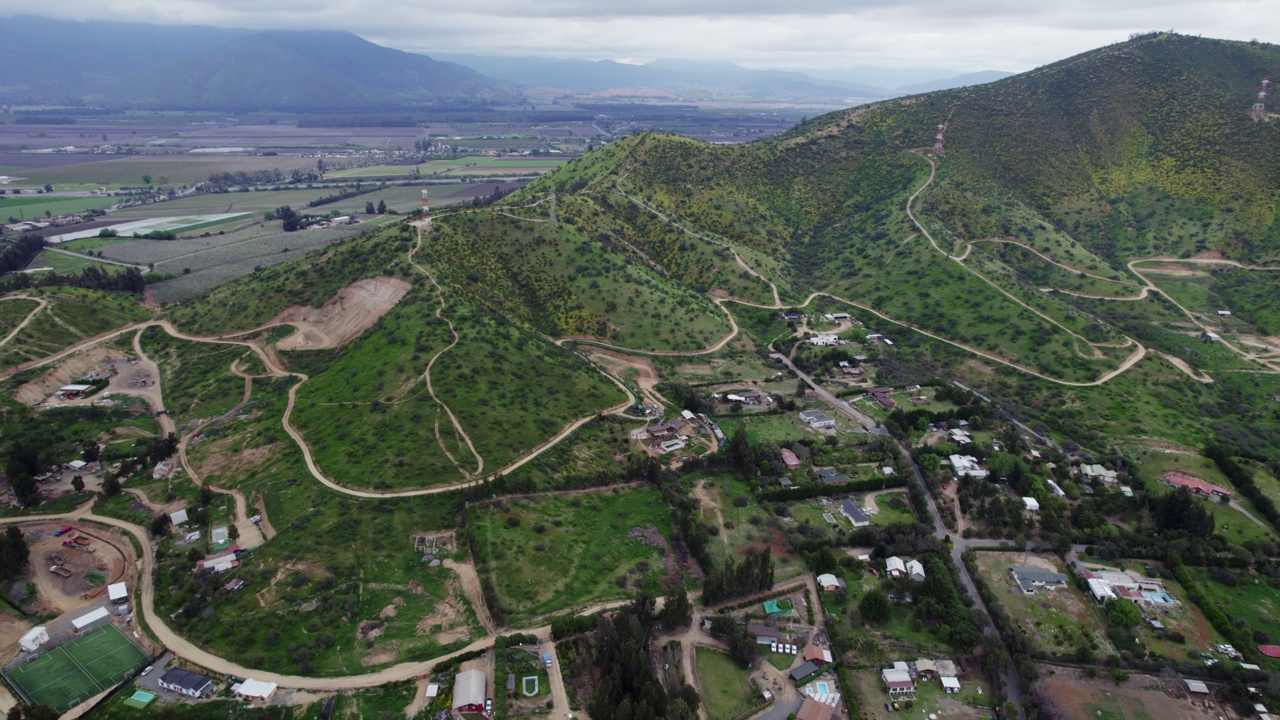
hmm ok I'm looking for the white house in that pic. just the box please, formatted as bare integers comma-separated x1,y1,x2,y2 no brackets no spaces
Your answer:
881,668,915,695
886,556,907,578
948,455,988,480
905,559,926,582
799,410,836,429
949,429,973,445
158,668,215,698
235,679,278,702
108,582,127,604
18,626,48,652
1022,497,1040,512
810,335,839,347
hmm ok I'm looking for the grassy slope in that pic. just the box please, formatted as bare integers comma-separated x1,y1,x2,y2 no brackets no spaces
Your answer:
0,287,150,370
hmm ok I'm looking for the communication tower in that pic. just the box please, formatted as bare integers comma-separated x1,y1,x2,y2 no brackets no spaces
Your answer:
1252,76,1271,120
421,185,430,217
933,121,948,154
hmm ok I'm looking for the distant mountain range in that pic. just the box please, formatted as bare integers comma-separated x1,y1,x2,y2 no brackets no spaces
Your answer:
0,16,516,110
0,16,1010,110
435,54,1012,101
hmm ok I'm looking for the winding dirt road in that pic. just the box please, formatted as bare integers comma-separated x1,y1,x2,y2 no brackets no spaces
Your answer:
0,296,46,347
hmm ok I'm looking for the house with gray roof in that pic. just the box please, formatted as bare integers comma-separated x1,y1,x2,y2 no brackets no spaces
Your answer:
1011,565,1068,594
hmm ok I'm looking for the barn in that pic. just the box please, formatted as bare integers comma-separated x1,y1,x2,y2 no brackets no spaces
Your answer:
452,668,486,713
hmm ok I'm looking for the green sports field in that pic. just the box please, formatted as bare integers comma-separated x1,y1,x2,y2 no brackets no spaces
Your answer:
5,625,150,713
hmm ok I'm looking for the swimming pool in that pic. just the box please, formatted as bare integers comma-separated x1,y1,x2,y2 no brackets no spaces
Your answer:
814,681,831,695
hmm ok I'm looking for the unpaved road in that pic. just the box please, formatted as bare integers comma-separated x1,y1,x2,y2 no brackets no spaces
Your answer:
443,559,496,634
0,296,46,347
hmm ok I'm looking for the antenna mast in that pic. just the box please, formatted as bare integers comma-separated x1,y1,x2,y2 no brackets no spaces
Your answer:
933,121,948,155
1252,76,1271,121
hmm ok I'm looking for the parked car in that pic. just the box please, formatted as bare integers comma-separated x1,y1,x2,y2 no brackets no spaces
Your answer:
141,666,153,676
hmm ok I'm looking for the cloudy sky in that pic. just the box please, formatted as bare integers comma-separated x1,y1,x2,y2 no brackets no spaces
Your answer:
3,1,1277,73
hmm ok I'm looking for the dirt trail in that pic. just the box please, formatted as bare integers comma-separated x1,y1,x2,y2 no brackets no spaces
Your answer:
443,558,496,634
969,237,1141,286
0,296,46,347
124,488,184,515
693,480,728,546
1156,352,1213,383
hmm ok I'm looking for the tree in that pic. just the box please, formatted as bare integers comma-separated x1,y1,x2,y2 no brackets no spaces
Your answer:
42,184,52,193
101,476,122,498
377,199,387,214
729,424,751,475
859,589,891,625
660,582,692,630
150,514,171,538
10,474,37,507
365,201,376,214
70,476,84,493
276,205,301,232
142,175,152,185
1103,598,1143,628
228,523,240,542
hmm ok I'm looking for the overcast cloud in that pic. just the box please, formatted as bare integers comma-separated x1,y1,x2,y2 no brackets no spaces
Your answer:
2,1,1276,72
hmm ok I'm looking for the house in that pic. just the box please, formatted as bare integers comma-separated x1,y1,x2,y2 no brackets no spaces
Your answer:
905,559,927,582
824,313,852,322
452,668,487,713
781,311,802,321
1201,331,1222,342
158,668,215,698
1011,565,1068,594
841,366,864,376
799,410,836,429
949,428,973,445
810,335,839,347
796,697,835,720
803,644,834,665
225,578,245,592
1022,497,1040,512
868,388,896,410
647,419,686,440
681,409,696,422
1217,310,1232,317
1162,472,1232,498
881,668,915,695
841,499,870,528
941,677,961,694
816,573,845,592
749,624,783,644
234,679,277,702
790,661,821,683
781,448,803,470
948,455,988,480
817,468,849,485
886,556,907,578
169,509,189,526
197,548,240,573
18,626,48,652
107,582,127,604
1079,463,1119,483
779,477,795,489
881,466,895,477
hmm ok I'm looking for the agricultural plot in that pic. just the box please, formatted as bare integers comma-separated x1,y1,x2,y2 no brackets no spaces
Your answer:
0,194,116,221
469,487,676,623
867,491,915,527
30,249,133,275
695,648,757,720
714,416,815,445
49,214,253,244
972,551,1113,657
1189,567,1280,644
11,154,322,187
5,624,149,713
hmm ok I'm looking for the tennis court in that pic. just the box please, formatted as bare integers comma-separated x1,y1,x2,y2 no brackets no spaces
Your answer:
5,625,150,713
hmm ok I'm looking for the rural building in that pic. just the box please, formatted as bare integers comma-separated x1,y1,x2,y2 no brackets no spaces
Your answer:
780,311,802,321
1161,472,1232,498
824,313,852,322
1200,331,1222,342
948,428,973,445
158,668,215,698
72,606,110,632
881,466,895,477
108,582,127,604
169,509,189,525
452,669,487,713
1022,497,1040,512
817,468,849,485
948,455,988,480
842,365,864,376
1010,565,1068,594
234,679,277,702
1185,679,1210,695
905,559,926,582
748,624,783,645
779,477,795,489
57,384,93,399
802,644,833,665
868,388,896,410
1217,310,1232,317
886,556,907,578
915,659,936,676
789,661,821,683
809,335,838,347
935,659,958,677
18,626,48,652
841,499,869,528
1079,464,1119,483
799,410,836,429
681,409,696,421
781,448,802,470
881,668,915,695
941,676,961,693
816,573,845,592
647,419,686,440
796,697,835,720
763,599,792,616
196,548,240,573
211,526,230,545
1047,480,1066,497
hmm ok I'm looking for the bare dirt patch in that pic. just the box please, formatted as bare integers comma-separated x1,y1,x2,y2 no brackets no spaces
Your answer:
413,580,469,643
1141,264,1210,277
15,346,128,405
0,612,33,659
378,597,405,619
273,276,411,350
23,521,134,616
360,641,400,667
1039,665,1228,720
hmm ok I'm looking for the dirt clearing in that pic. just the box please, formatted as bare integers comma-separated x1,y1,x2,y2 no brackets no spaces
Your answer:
15,346,128,405
273,276,411,350
1039,665,1230,720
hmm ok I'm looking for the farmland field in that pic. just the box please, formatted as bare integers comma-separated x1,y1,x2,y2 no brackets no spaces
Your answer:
29,249,132,275
469,487,676,623
1189,567,1280,644
330,157,567,179
0,194,116,220
695,648,757,720
10,154,322,187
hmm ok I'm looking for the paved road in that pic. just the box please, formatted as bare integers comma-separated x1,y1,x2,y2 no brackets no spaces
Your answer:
768,353,884,434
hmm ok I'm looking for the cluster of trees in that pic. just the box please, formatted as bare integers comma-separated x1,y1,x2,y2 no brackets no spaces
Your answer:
1152,488,1216,539
0,235,45,275
701,547,773,606
364,200,388,214
5,442,43,506
0,265,147,294
1204,440,1280,529
0,525,30,582
587,608,690,720
707,615,760,666
205,169,288,190
308,183,384,208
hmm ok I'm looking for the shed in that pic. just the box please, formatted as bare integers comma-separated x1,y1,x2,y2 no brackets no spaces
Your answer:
67,460,88,471
914,659,937,675
170,509,189,525
941,676,961,693
108,582,128,603
1022,497,1040,512
72,606,109,631
425,684,440,699
236,678,278,702
1185,679,1210,694
18,626,48,652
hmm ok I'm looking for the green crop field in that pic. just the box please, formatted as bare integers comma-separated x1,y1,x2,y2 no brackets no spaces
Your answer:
5,625,149,713
470,487,676,623
1191,568,1280,644
14,155,322,186
695,648,757,720
0,194,116,220
31,249,131,275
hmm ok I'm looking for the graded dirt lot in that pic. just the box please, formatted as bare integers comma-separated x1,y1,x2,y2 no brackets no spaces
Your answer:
22,521,136,616
272,276,411,350
1039,665,1233,720
14,346,128,405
